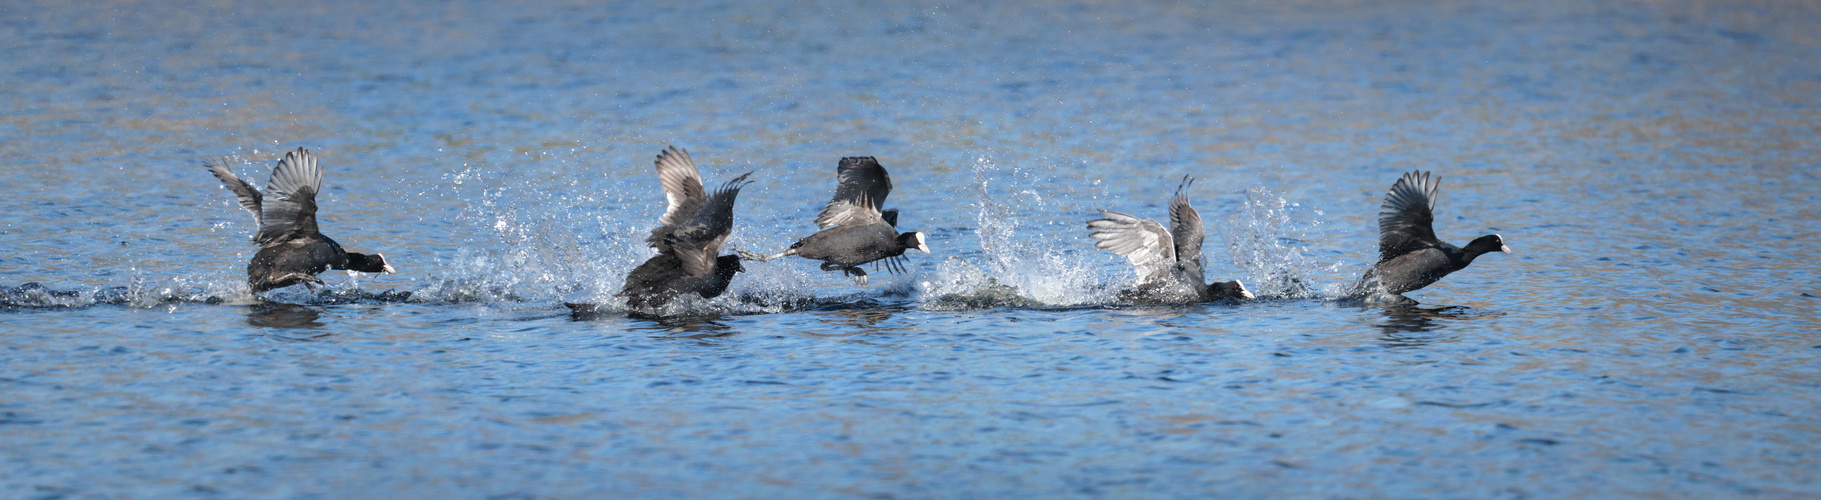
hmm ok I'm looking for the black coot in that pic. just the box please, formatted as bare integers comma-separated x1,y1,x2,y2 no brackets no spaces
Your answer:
740,157,928,285
604,146,753,313
1087,176,1251,303
206,148,395,293
1360,170,1511,297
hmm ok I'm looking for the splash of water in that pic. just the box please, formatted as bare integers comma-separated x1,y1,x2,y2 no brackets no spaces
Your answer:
1217,186,1339,299
432,158,822,315
407,164,617,305
915,156,1109,309
0,271,411,309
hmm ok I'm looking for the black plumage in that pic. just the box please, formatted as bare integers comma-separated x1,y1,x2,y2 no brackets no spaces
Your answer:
1087,176,1251,303
813,157,897,229
740,156,928,285
206,148,395,293
618,253,746,311
1360,171,1511,297
615,146,753,312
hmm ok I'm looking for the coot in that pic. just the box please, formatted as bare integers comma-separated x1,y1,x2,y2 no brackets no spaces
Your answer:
1360,170,1511,297
1087,176,1251,303
740,157,927,285
206,148,395,293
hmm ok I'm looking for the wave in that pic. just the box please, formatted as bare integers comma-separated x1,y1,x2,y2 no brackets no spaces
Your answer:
0,278,411,310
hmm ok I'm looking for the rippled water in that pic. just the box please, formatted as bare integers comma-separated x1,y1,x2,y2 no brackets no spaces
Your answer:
4,0,1819,497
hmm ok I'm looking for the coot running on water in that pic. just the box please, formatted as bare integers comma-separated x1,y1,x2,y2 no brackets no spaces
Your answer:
1359,170,1510,298
1087,176,1251,304
740,157,928,285
583,146,753,314
206,148,395,294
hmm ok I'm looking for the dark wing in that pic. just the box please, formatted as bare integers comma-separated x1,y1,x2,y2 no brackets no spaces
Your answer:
665,172,754,277
618,252,684,298
1378,170,1442,262
1087,209,1175,282
880,208,899,228
255,148,323,245
814,156,893,229
205,159,264,234
646,146,709,248
1167,176,1203,270
816,194,889,233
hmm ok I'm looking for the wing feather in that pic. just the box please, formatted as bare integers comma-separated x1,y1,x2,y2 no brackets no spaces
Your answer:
647,146,708,248
205,159,264,236
1167,176,1203,271
255,148,323,244
666,172,753,276
655,145,706,226
1087,209,1175,282
1378,170,1442,262
815,156,893,229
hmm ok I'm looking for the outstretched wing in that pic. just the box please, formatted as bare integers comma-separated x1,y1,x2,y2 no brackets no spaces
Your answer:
1087,209,1176,282
654,146,707,226
255,148,323,245
647,146,708,248
1167,176,1203,272
1378,170,1442,262
666,172,754,277
818,193,889,231
205,159,264,235
814,156,893,229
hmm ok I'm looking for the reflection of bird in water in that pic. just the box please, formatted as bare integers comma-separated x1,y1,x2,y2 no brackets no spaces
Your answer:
815,304,903,335
246,303,326,331
1372,304,1503,347
568,303,735,338
638,315,734,338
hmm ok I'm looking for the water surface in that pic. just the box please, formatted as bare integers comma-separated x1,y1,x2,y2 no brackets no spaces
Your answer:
3,0,1819,497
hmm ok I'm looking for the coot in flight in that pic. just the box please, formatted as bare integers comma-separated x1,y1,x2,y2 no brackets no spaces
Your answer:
206,148,395,293
612,146,753,312
1087,176,1251,303
740,157,928,285
1360,170,1510,298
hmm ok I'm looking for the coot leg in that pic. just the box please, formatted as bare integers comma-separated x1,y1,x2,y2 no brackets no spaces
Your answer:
738,249,792,262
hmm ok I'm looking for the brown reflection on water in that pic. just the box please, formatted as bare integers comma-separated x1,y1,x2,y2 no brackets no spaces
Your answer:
802,306,911,338
246,303,326,330
1374,305,1503,348
633,314,735,339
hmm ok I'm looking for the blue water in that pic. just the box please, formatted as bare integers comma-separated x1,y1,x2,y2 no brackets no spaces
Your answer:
4,0,1819,497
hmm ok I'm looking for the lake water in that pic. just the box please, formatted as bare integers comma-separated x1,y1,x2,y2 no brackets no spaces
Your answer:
3,0,1819,497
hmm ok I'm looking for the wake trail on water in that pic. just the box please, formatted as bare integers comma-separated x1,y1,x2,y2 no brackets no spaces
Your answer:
5,155,1362,313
